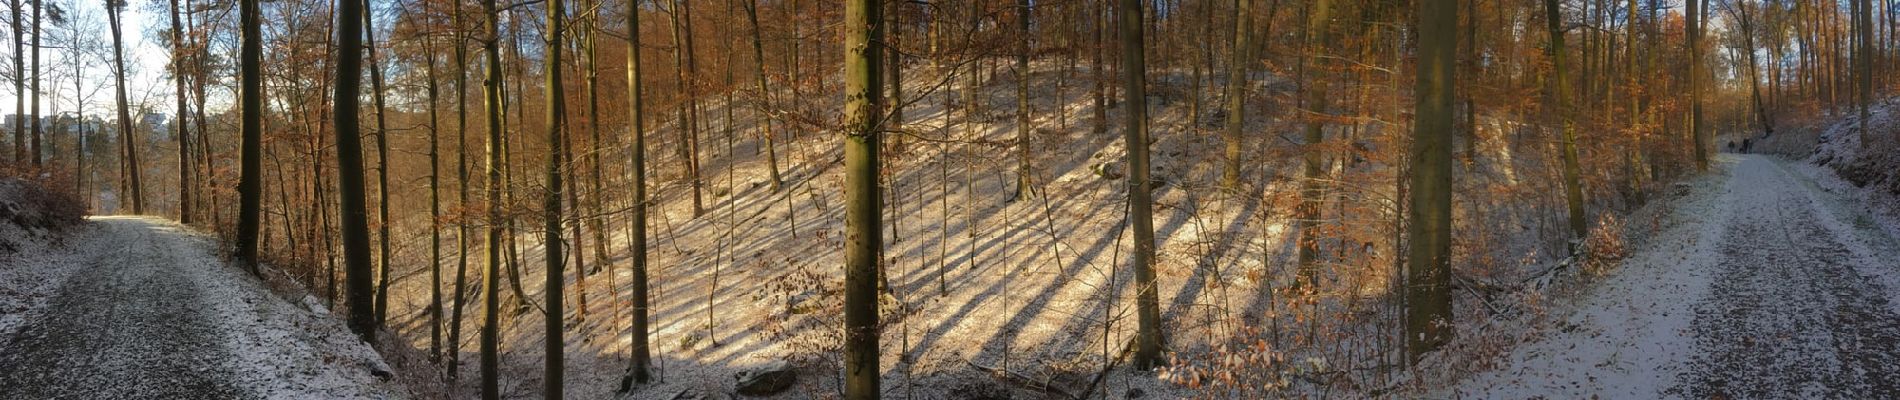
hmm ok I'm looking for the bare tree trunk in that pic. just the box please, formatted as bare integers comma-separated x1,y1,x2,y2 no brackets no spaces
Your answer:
479,0,506,393
29,0,39,166
10,0,21,163
1406,0,1456,362
542,0,568,392
234,0,262,271
107,1,144,214
1012,0,1032,201
843,0,883,396
422,19,444,364
1546,0,1588,241
1118,0,1165,370
170,0,193,223
1688,0,1707,170
1221,0,1252,189
363,0,395,325
448,0,473,378
742,0,782,192
617,0,653,388
333,0,377,342
1294,0,1334,288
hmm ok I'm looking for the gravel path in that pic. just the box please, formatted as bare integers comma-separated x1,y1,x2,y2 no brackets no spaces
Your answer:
0,218,244,399
1673,158,1900,399
1451,155,1900,398
0,217,396,399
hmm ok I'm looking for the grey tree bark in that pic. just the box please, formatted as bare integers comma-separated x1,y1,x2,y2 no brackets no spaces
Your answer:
1118,0,1165,370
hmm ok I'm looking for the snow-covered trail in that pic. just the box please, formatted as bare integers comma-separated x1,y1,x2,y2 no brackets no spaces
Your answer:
0,217,397,399
1452,155,1900,399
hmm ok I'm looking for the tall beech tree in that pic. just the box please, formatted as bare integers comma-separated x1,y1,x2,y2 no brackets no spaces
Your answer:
842,0,882,396
1407,0,1456,361
169,0,191,223
540,0,569,392
106,0,142,214
478,0,506,393
619,0,653,389
235,0,263,272
333,0,376,342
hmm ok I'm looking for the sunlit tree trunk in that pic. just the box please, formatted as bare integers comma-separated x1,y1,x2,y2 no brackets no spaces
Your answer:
363,0,395,325
1294,0,1334,288
479,0,507,394
742,0,782,192
448,0,473,379
542,0,568,392
843,0,883,396
1012,0,1032,201
1221,0,1252,189
617,0,653,388
422,22,444,364
1546,0,1587,241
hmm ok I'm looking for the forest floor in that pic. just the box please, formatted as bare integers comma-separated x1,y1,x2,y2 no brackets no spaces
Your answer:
0,216,401,399
1446,154,1900,398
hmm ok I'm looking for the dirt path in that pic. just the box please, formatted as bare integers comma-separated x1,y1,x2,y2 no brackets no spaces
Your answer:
1673,158,1900,399
0,217,396,399
1452,155,1900,399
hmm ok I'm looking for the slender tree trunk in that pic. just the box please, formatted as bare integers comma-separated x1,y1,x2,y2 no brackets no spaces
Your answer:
1119,0,1165,371
843,0,883,396
1090,3,1107,137
542,0,569,391
670,0,704,218
1732,2,1775,136
235,0,262,272
617,0,653,388
479,0,506,393
742,0,782,192
1688,0,1707,170
888,3,905,154
1012,0,1032,201
29,0,38,166
1546,0,1588,242
1221,0,1252,189
448,0,473,378
584,0,609,285
423,25,444,364
10,0,21,163
170,0,193,223
1406,0,1456,362
1859,0,1875,141
363,0,395,326
1294,0,1334,288
107,2,144,214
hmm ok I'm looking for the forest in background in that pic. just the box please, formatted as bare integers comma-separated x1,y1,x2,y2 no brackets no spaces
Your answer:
2,0,1898,397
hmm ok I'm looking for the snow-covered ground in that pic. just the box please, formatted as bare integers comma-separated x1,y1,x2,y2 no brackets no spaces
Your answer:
1446,154,1900,398
0,216,402,399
